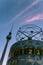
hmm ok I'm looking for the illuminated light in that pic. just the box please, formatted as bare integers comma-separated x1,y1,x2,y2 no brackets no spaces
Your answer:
37,61,42,64
29,49,32,55
35,48,41,55
27,59,34,62
9,47,43,57
29,48,34,55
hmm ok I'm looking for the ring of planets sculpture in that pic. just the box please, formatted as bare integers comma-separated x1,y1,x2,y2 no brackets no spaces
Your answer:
7,24,43,65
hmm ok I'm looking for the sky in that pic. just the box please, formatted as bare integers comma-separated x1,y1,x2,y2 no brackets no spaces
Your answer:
0,0,43,65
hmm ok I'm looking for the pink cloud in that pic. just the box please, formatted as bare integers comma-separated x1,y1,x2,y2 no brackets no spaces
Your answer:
25,14,43,23
9,0,40,24
3,0,40,28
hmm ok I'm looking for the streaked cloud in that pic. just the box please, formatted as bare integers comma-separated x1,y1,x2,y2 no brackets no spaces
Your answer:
25,14,43,23
9,0,40,24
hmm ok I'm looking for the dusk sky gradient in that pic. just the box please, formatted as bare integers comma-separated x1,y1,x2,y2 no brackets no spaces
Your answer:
0,0,43,65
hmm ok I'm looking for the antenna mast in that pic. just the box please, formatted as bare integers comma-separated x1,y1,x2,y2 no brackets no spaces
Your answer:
0,24,13,65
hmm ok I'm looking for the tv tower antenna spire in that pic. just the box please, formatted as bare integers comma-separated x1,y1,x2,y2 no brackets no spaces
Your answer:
0,24,13,65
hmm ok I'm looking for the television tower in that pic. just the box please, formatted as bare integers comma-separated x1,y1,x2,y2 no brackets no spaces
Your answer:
0,24,13,65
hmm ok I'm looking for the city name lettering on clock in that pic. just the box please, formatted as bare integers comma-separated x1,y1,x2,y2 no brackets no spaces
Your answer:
10,47,43,57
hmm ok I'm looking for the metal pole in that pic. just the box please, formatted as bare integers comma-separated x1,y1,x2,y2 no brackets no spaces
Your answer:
0,32,12,65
